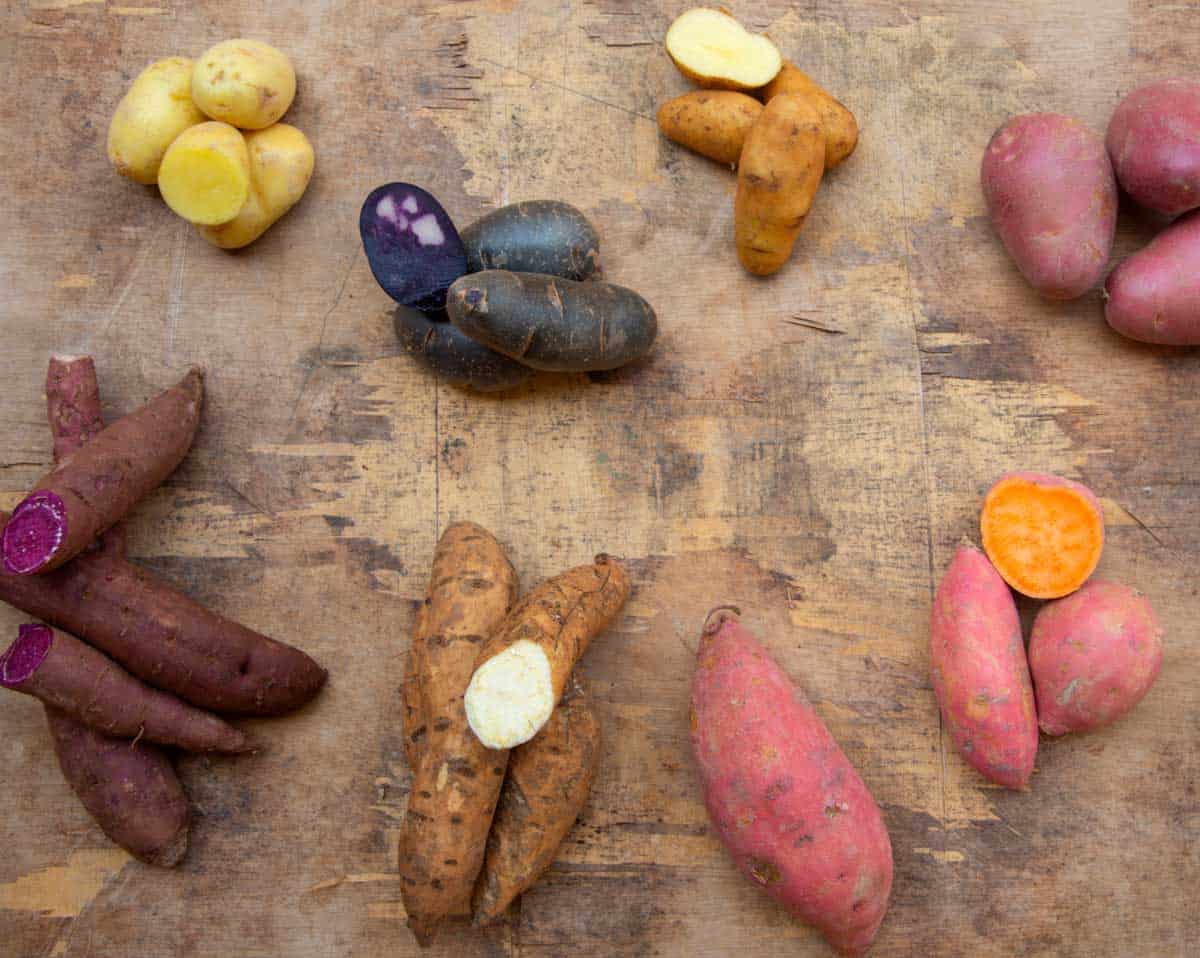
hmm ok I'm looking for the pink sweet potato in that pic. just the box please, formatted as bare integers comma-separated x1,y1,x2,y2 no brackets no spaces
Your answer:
691,608,893,957
1029,580,1163,735
981,113,1117,299
1105,210,1200,345
1,368,203,575
1106,78,1200,217
930,544,1038,789
0,624,253,754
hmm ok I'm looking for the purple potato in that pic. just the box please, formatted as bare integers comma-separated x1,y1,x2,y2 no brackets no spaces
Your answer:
393,307,531,392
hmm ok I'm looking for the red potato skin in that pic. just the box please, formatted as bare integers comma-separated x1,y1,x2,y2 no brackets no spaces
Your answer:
981,113,1117,299
1105,211,1200,345
930,545,1038,789
1106,78,1200,216
1029,580,1163,735
691,609,893,957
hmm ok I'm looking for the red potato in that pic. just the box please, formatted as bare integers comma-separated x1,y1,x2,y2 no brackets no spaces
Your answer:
0,624,254,754
981,113,1117,299
930,545,1038,790
1,368,203,575
1106,78,1200,216
1029,581,1163,735
691,609,893,957
1105,210,1200,345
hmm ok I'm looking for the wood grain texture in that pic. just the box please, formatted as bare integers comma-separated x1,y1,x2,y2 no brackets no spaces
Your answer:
0,2,1196,956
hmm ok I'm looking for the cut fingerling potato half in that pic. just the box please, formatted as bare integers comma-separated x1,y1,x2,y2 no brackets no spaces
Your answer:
158,121,251,226
665,8,782,91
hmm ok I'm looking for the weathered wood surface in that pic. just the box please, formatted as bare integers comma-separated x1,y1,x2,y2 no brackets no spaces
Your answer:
0,1,1196,955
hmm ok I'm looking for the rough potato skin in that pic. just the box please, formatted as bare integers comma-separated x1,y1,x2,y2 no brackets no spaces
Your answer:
981,113,1117,300
734,93,826,276
46,708,189,867
472,673,601,925
691,609,893,957
1105,210,1200,345
191,39,296,130
760,62,859,169
930,545,1037,790
657,91,764,166
1,368,203,574
1106,78,1200,216
107,57,206,185
393,307,532,393
1029,581,1163,735
400,522,519,947
462,201,601,280
447,271,658,372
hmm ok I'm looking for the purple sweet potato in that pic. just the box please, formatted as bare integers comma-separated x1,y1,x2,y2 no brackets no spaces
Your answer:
930,544,1038,789
1,368,203,575
46,708,189,866
360,183,468,313
1029,580,1164,735
1,624,253,754
691,608,893,958
1106,78,1200,216
981,113,1117,299
1105,210,1200,345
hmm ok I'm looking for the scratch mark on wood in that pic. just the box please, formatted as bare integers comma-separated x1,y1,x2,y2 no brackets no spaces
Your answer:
785,315,846,335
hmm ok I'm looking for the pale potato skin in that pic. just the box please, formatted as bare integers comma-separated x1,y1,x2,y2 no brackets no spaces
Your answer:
657,91,763,166
981,113,1117,300
191,39,296,130
157,121,251,226
734,93,825,275
1106,78,1200,216
197,124,314,249
1105,210,1200,345
1029,580,1163,735
107,57,206,185
760,62,859,169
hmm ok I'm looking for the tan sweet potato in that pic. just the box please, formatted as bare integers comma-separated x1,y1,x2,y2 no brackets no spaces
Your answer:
657,91,763,166
399,522,518,946
472,673,601,925
464,556,629,750
760,62,859,169
734,93,826,275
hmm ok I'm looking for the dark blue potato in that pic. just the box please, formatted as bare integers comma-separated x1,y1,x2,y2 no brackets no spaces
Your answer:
461,201,601,280
447,270,657,372
393,307,531,392
360,184,467,313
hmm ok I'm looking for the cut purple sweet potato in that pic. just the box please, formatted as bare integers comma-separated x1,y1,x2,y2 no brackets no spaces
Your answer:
1,624,254,754
1,368,203,575
360,183,468,313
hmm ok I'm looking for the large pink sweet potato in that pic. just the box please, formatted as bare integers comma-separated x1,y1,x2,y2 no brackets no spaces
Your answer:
1106,78,1200,216
982,113,1117,299
930,544,1038,789
1029,580,1163,735
1105,211,1200,345
691,608,893,957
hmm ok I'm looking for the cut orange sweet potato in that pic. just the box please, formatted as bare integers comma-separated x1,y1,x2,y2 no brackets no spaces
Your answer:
980,472,1104,599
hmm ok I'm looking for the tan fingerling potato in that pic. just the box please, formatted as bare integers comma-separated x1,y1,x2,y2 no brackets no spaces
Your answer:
107,57,207,185
157,121,251,225
197,124,314,249
657,91,763,166
734,93,825,275
665,8,782,91
191,39,296,130
760,62,859,169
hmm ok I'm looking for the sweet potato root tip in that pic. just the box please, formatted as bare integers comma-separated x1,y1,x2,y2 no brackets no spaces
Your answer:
702,605,742,635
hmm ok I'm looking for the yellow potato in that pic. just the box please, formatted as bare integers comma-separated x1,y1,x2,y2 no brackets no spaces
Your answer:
664,8,781,91
107,57,207,185
157,121,251,226
191,39,296,130
734,93,825,276
761,62,859,169
657,91,763,166
197,124,314,249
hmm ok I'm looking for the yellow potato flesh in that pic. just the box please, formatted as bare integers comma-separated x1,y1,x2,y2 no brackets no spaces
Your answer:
158,123,250,226
665,9,782,91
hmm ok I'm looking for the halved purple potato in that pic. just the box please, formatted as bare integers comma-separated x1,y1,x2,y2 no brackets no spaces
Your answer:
360,184,468,313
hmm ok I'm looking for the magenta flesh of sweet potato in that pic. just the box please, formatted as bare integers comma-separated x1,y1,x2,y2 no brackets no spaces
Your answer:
691,608,893,958
1105,210,1200,345
930,544,1038,789
1106,78,1200,216
982,113,1117,299
1029,580,1163,735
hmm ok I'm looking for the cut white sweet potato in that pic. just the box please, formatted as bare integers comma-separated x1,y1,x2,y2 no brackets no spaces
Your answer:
665,9,782,92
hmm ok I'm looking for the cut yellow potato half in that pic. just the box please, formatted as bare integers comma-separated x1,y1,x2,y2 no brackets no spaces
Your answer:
665,8,782,91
